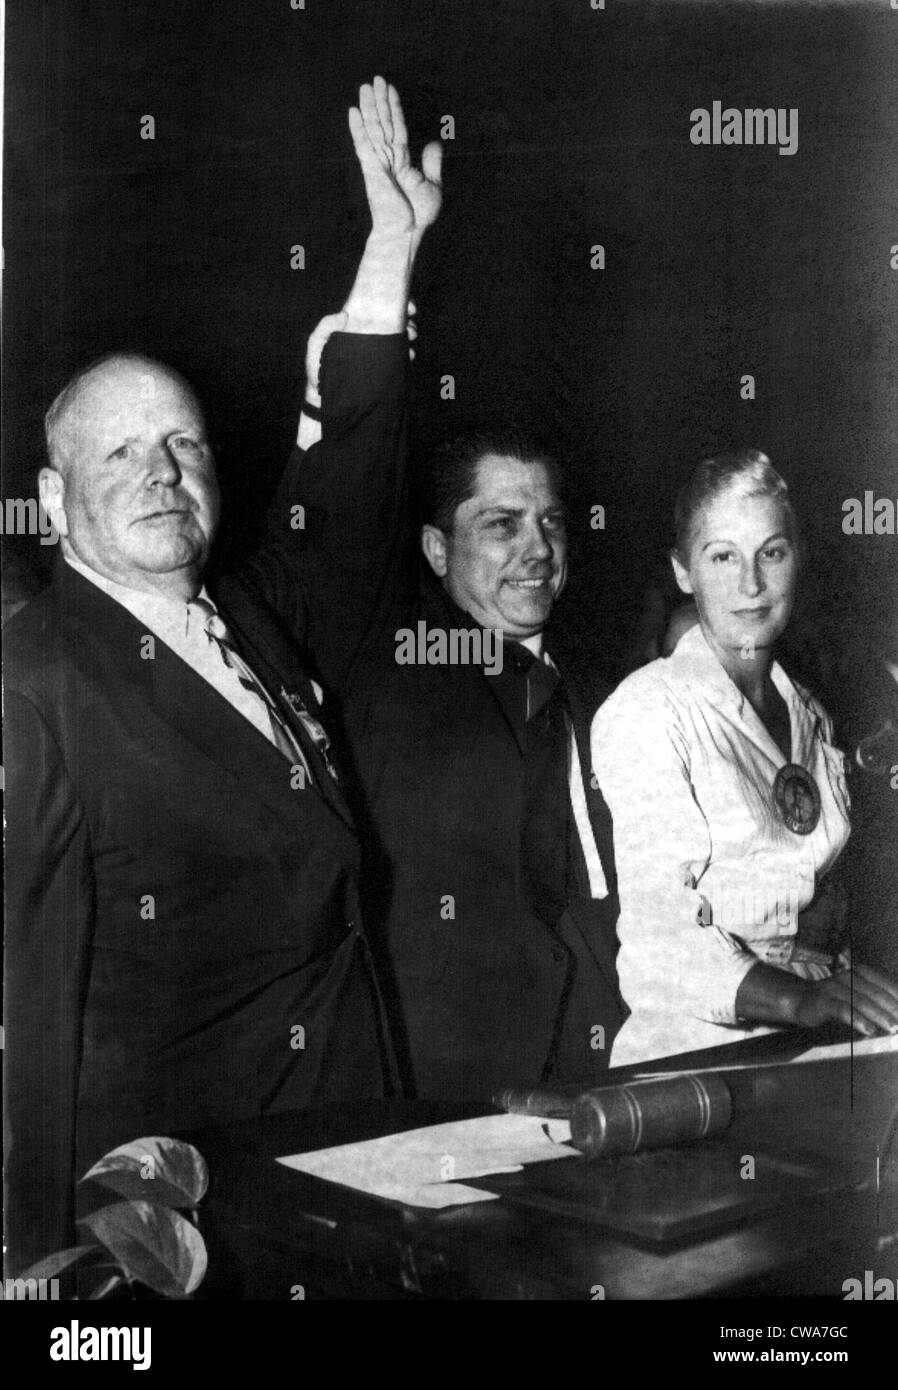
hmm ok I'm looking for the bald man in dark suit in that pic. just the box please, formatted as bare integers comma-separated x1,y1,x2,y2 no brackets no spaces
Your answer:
3,77,442,1274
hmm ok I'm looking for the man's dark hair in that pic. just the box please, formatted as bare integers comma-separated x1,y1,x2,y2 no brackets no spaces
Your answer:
418,426,563,533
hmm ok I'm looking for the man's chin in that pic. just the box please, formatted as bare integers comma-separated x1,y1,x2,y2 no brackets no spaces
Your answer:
134,543,208,574
499,599,555,637
502,579,563,625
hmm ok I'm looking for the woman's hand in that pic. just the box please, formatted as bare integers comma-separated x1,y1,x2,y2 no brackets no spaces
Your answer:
793,963,898,1037
736,960,898,1036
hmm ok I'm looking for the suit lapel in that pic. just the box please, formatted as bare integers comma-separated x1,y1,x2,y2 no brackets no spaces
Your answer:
53,564,358,860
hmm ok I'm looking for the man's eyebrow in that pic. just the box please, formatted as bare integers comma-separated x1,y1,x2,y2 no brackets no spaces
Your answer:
474,503,566,520
474,505,525,520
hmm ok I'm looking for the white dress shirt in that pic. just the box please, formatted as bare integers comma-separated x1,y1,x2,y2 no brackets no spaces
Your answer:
63,553,282,750
591,623,852,1065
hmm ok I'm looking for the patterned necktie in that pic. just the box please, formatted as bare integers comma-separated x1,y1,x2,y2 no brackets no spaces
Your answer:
191,598,317,786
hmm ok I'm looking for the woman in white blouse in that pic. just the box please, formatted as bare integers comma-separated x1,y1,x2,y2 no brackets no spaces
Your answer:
592,449,898,1066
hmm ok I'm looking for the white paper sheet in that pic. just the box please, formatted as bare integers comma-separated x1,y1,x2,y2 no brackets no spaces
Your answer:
277,1114,576,1208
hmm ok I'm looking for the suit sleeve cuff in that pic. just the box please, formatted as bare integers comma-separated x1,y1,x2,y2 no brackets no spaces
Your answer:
318,332,407,420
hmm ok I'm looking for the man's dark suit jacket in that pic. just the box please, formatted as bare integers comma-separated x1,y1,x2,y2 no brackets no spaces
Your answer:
2,339,405,1274
278,334,627,1103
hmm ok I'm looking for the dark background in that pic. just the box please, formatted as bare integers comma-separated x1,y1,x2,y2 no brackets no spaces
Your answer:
3,0,897,707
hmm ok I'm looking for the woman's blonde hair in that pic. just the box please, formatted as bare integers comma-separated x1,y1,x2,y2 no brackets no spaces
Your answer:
673,447,796,561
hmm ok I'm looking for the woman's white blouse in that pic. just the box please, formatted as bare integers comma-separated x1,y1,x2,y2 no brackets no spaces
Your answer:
591,624,852,1065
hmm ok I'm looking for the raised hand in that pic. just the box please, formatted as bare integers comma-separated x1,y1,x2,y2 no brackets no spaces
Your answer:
349,77,442,238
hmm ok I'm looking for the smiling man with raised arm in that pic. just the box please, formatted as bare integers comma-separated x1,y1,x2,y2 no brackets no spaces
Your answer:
272,83,625,1104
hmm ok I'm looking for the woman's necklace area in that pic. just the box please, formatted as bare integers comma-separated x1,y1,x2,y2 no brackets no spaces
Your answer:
745,670,822,837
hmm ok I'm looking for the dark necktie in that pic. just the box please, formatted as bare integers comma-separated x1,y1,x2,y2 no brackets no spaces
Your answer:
504,641,562,721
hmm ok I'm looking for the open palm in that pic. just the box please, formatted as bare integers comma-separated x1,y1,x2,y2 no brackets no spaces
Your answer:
349,77,443,237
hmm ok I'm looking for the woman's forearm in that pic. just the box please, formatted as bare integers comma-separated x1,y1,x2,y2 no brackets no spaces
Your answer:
734,961,811,1026
736,959,898,1036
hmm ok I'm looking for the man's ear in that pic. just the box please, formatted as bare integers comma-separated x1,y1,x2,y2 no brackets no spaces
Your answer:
670,549,693,596
39,467,69,539
421,524,449,578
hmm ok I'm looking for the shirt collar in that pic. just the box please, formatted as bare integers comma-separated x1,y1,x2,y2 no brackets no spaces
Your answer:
63,552,211,637
670,621,814,723
518,632,545,661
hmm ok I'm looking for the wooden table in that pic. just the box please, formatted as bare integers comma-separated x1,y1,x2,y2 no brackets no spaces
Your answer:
186,1032,898,1300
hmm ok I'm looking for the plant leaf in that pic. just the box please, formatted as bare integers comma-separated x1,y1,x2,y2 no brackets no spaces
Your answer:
12,1245,102,1281
88,1274,127,1300
78,1201,207,1297
79,1136,209,1207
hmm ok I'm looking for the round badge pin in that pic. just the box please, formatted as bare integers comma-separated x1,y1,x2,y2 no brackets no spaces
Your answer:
773,763,821,835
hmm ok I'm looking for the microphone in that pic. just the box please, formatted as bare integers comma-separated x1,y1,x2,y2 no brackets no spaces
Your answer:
855,720,898,775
